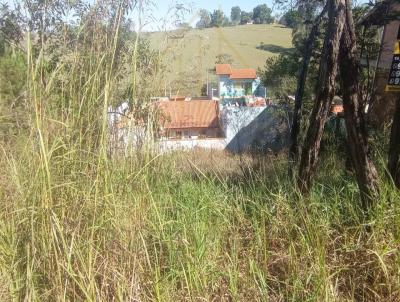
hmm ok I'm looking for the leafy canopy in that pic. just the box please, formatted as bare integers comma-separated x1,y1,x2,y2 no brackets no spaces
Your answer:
231,6,241,25
253,4,274,24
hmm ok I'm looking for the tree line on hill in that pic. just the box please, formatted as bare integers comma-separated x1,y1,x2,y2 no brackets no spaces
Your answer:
196,4,274,29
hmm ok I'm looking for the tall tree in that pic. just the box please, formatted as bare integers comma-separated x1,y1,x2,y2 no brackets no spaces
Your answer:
0,3,23,53
196,9,211,28
298,0,346,193
240,11,253,24
253,4,273,24
280,9,301,28
210,9,225,27
222,16,231,27
338,0,379,209
231,6,241,25
388,97,400,189
289,4,328,172
387,26,400,189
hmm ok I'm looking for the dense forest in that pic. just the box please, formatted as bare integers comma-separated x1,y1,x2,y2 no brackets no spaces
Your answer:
1,0,400,301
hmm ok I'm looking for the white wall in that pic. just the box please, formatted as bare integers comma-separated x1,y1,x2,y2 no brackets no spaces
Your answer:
220,106,290,153
108,105,289,154
220,106,266,143
158,138,226,152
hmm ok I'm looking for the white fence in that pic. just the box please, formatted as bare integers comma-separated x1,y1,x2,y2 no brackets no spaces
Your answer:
158,138,226,152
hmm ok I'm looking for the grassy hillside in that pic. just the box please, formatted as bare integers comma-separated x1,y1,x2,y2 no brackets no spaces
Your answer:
145,24,293,96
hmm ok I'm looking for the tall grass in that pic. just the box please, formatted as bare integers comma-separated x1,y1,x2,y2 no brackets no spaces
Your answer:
1,2,400,301
2,139,400,301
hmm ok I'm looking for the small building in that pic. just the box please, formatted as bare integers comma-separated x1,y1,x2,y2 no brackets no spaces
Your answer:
215,64,265,99
159,99,222,139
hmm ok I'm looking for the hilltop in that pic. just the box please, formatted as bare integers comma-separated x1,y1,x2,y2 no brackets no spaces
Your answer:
145,24,293,95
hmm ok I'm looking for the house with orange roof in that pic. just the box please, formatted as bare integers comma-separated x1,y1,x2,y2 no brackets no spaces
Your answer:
108,98,289,153
158,99,222,139
215,64,266,101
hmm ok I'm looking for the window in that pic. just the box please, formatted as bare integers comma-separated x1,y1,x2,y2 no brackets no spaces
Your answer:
234,82,243,90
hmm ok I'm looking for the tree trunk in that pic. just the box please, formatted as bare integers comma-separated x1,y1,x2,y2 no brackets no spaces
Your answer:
297,0,346,193
388,97,400,189
289,4,328,174
339,0,379,210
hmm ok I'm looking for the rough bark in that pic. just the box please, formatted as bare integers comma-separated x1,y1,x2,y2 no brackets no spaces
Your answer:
339,0,379,210
388,96,400,189
289,4,328,173
297,0,346,193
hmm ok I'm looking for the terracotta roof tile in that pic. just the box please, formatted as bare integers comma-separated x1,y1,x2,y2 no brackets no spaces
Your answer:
159,100,220,129
215,64,232,75
230,68,257,79
248,98,266,107
215,64,257,79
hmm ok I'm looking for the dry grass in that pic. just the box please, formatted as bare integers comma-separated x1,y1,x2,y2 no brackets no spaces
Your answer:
1,138,400,301
1,2,400,300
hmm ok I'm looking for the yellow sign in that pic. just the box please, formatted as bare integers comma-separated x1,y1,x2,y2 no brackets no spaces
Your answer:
395,41,400,55
386,84,400,92
386,31,400,92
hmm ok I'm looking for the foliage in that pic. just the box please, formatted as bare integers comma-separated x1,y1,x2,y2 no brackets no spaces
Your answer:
279,9,302,28
196,4,277,28
353,5,381,101
274,0,325,19
240,11,253,24
2,140,400,300
196,9,211,29
261,54,299,98
260,0,326,102
0,49,27,141
0,50,26,102
253,4,274,24
1,1,400,301
0,4,23,54
210,9,226,27
231,6,241,25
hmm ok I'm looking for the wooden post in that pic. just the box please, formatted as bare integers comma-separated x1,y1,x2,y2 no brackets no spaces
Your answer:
339,0,379,210
388,97,400,188
387,25,400,188
297,0,346,193
289,4,328,174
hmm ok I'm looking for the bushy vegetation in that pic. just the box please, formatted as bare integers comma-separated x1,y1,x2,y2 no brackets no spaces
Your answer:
196,4,274,29
260,1,379,103
2,136,400,300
